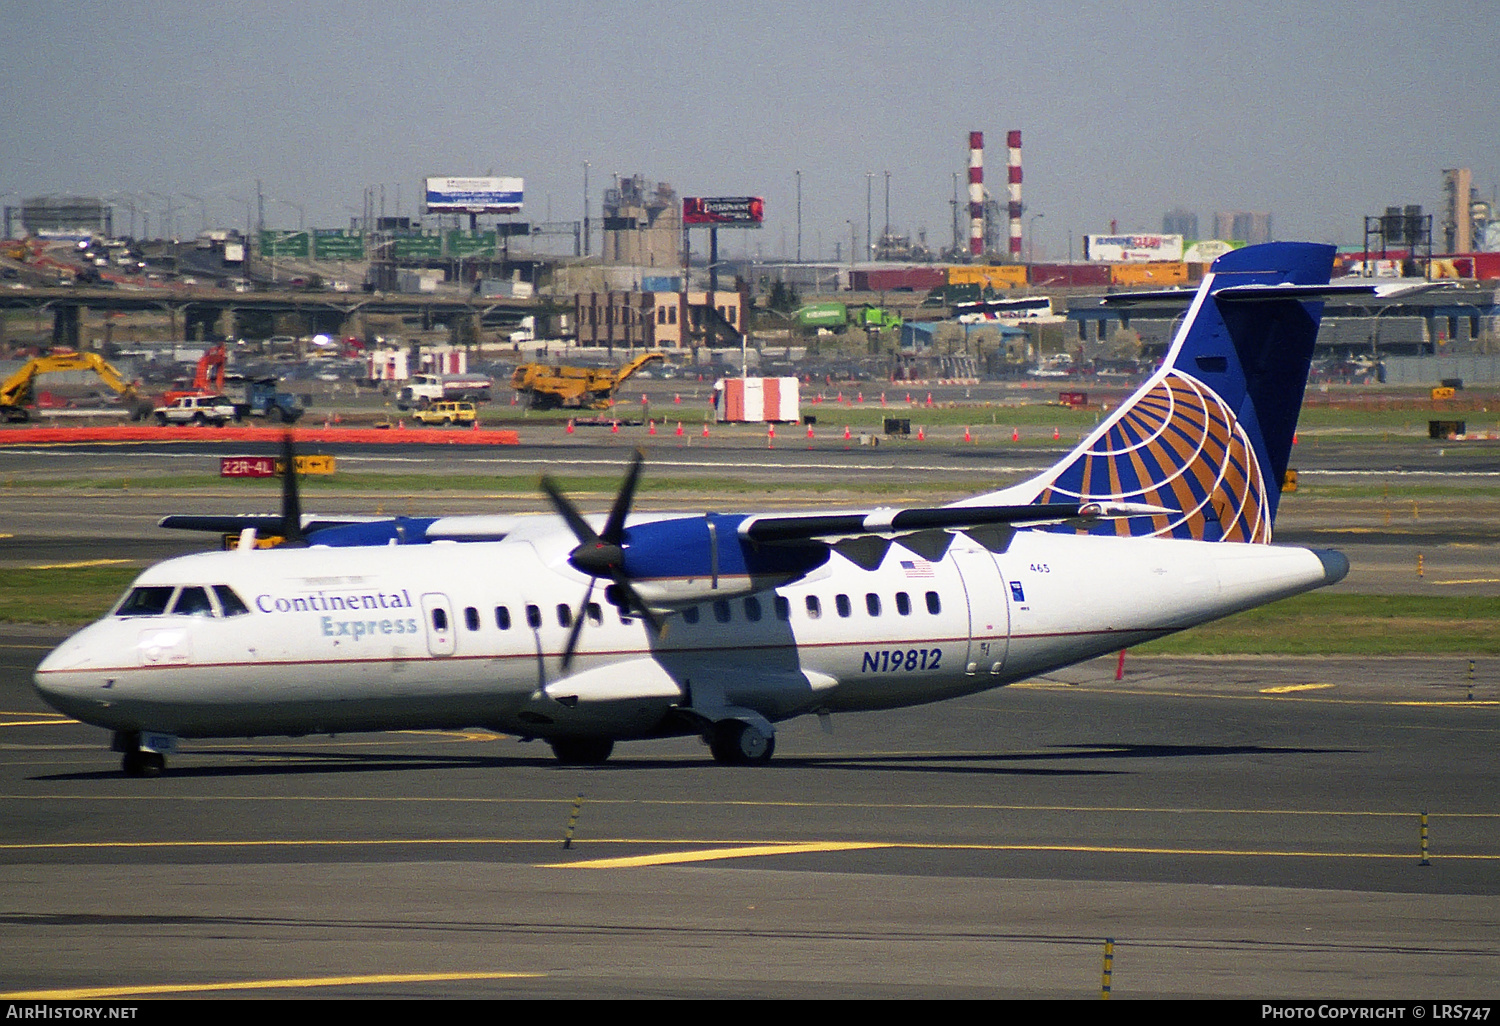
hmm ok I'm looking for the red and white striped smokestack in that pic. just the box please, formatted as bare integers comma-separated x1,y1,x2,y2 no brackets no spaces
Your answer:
1007,129,1023,261
968,131,984,258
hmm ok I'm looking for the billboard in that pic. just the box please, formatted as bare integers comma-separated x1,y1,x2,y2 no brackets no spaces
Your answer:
1082,233,1184,263
425,176,524,214
683,196,764,227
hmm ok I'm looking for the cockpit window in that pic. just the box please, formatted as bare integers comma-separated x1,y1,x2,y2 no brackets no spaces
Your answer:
213,585,250,617
115,586,176,617
172,586,215,617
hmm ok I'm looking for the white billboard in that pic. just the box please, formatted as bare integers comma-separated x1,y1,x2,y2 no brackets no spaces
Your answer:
1083,233,1183,262
424,176,524,214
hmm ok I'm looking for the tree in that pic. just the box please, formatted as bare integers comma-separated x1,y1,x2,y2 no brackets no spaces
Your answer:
767,279,801,315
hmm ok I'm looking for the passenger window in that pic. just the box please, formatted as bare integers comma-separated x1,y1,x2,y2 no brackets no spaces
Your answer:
172,586,215,617
895,592,911,616
805,595,821,619
464,606,480,631
116,586,176,617
432,607,449,631
774,596,790,621
683,606,700,624
835,594,851,618
865,593,880,616
744,596,762,622
495,606,512,630
557,605,573,628
926,591,941,615
587,603,603,626
713,599,732,624
526,604,542,629
213,585,250,616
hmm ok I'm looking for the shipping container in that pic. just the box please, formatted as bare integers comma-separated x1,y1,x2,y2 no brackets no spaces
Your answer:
1109,262,1189,286
1469,252,1500,280
851,267,947,292
713,377,800,423
1028,264,1112,287
946,265,1028,287
793,302,848,329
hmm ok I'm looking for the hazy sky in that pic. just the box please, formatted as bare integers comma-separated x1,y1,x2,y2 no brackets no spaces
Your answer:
4,1,1496,260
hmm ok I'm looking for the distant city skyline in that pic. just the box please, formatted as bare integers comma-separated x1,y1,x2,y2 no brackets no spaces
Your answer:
3,1,1496,261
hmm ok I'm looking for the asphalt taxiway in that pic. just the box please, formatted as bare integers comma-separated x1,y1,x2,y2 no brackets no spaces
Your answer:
2,630,1496,999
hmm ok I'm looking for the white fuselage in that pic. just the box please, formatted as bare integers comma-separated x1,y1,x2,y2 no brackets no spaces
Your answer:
34,523,1339,743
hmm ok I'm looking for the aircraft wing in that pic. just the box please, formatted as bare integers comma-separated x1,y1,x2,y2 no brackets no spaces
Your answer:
737,500,1172,543
158,514,392,534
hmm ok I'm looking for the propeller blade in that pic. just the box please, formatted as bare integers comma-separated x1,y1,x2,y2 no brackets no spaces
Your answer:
610,575,665,638
600,449,644,545
559,580,594,672
540,475,601,547
279,432,306,545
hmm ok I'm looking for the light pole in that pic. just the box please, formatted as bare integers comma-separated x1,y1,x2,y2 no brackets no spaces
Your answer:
179,193,207,235
272,198,305,230
1028,212,1045,265
795,169,802,264
864,173,873,262
883,170,890,242
582,161,590,257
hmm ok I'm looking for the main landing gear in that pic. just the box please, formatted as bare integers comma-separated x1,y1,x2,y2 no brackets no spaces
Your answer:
708,720,776,765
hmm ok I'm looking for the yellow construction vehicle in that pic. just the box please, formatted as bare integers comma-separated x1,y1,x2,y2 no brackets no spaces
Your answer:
0,350,152,422
510,352,665,410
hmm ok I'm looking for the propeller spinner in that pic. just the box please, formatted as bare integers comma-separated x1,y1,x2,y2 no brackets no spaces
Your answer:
541,451,664,670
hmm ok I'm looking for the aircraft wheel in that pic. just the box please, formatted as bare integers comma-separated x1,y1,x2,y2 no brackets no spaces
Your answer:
709,721,775,765
121,750,165,777
549,738,614,765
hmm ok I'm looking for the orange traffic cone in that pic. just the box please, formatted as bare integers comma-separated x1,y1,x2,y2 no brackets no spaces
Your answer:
806,422,815,439
648,420,657,435
963,425,972,443
917,426,925,441
702,422,710,438
674,393,681,404
1011,427,1020,442
843,425,852,441
1293,432,1299,445
767,424,775,447
1052,426,1059,440
566,419,575,434
675,421,684,437
610,420,619,434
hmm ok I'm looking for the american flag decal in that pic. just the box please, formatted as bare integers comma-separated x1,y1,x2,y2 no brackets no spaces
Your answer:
901,559,935,578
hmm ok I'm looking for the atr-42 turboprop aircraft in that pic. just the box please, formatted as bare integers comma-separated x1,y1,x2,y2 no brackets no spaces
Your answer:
39,242,1365,775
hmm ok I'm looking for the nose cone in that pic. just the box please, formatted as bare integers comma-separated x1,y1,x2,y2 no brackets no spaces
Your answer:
33,625,110,720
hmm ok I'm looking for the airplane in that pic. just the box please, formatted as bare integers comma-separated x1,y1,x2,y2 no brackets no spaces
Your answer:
37,241,1363,777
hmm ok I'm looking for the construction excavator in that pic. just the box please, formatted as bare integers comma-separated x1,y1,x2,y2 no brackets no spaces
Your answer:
510,352,665,410
0,350,152,422
160,343,227,406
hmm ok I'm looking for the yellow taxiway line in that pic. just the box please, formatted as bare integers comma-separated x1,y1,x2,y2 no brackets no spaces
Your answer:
1,970,544,1000
540,840,891,869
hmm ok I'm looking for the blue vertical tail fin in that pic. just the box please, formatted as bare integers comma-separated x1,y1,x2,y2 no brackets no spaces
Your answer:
961,241,1337,542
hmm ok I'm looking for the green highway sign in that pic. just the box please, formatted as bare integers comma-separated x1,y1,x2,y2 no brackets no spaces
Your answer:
393,233,444,259
312,230,365,260
260,230,310,258
447,230,497,258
